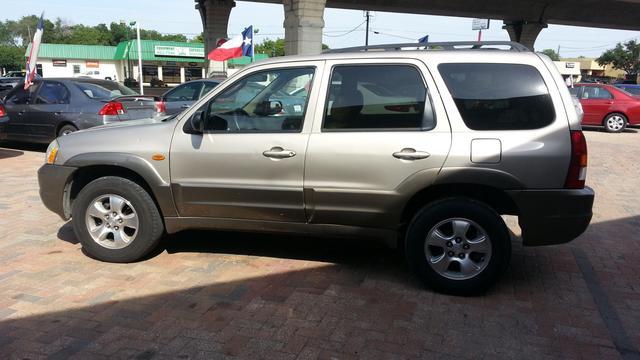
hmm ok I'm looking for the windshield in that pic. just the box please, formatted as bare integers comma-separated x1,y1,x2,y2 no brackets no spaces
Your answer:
75,81,137,100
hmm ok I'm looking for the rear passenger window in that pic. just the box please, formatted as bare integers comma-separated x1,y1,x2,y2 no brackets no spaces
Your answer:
438,63,555,130
582,86,613,100
323,65,434,131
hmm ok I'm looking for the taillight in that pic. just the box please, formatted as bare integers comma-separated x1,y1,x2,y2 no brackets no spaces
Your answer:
0,104,6,117
155,101,166,114
98,102,126,116
565,130,588,189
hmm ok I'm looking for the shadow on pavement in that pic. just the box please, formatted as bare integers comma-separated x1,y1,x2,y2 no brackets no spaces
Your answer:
26,216,637,358
0,141,47,153
0,148,24,159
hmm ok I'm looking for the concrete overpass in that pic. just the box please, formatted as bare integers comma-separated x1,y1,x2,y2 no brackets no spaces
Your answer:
195,0,640,59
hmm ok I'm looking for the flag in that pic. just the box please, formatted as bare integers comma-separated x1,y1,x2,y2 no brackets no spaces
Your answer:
24,12,45,90
418,35,429,43
208,26,254,61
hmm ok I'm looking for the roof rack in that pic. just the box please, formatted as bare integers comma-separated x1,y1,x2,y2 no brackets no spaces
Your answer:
324,41,531,53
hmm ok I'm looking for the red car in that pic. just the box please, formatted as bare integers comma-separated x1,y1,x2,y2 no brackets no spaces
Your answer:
570,83,640,132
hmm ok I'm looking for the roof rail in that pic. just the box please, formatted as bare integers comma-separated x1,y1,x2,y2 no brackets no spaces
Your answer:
324,41,531,54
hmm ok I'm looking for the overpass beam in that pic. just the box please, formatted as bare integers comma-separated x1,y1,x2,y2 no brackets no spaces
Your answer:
197,0,235,77
502,21,547,50
283,0,326,55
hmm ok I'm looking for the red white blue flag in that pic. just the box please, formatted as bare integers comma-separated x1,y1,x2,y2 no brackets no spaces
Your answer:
208,26,254,61
24,12,44,90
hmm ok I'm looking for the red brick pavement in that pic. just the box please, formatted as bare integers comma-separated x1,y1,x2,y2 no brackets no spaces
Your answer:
0,130,639,359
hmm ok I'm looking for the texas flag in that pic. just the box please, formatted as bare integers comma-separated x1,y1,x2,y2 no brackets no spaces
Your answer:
24,12,45,89
208,26,254,61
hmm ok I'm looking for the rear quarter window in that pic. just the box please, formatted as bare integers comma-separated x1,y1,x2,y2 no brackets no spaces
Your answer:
438,63,555,130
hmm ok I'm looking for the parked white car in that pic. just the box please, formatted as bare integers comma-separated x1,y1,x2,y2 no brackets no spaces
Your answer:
76,70,117,81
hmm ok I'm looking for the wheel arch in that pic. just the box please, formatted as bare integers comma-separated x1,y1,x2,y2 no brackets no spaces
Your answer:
64,154,177,219
55,121,77,136
602,111,628,126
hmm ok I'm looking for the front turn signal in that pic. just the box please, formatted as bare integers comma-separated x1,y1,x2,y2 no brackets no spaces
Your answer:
45,140,59,165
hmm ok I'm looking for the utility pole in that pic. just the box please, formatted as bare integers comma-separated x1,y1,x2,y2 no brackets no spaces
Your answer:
557,45,561,59
364,11,371,47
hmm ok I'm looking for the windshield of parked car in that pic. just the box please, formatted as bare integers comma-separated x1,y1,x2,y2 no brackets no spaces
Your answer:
75,81,137,100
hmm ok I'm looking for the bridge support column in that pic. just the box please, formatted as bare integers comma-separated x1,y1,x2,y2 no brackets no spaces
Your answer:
502,21,547,50
196,0,235,77
283,0,326,55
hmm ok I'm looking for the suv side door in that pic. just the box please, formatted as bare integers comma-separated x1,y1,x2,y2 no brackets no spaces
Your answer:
170,61,324,222
304,59,452,229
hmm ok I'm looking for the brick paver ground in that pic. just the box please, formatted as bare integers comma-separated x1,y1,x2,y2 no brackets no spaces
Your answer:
0,130,639,359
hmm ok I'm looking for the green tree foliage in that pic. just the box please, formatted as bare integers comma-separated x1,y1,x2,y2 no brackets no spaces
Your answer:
540,48,560,61
597,40,640,75
255,38,329,56
0,44,24,70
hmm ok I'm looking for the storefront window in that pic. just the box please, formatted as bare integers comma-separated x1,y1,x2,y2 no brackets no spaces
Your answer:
142,66,158,83
162,66,181,84
185,67,203,81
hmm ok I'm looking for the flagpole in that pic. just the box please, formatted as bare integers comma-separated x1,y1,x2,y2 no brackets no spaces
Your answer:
136,22,144,95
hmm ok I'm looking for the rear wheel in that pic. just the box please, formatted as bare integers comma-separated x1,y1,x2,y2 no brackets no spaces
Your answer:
72,176,164,262
405,198,511,295
58,124,77,137
603,113,627,133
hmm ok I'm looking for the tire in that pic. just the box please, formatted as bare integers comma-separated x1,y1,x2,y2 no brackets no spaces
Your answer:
405,198,511,296
71,176,164,263
58,124,77,137
603,113,627,133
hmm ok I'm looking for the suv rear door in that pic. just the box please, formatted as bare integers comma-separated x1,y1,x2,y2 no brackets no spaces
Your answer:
304,59,452,229
170,61,324,222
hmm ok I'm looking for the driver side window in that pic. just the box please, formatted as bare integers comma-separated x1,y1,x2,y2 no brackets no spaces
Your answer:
202,67,315,133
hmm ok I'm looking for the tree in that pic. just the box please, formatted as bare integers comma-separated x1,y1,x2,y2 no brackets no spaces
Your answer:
597,40,640,76
0,45,25,70
540,48,560,61
255,38,329,56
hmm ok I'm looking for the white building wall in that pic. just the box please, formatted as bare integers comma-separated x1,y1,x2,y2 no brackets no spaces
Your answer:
38,58,121,80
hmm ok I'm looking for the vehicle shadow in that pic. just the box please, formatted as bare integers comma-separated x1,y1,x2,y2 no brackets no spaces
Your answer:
0,141,47,153
10,215,638,358
56,222,78,244
0,148,24,159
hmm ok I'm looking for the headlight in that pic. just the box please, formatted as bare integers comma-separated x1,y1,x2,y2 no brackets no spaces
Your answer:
45,140,59,164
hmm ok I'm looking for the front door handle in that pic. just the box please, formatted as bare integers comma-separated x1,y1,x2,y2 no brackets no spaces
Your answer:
263,147,296,159
181,104,191,109
18,110,25,116
54,112,61,116
393,148,431,160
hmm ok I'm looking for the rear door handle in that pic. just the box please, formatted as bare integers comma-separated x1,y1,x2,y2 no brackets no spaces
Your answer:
393,148,431,160
54,112,61,116
263,147,296,159
181,104,191,109
18,110,25,116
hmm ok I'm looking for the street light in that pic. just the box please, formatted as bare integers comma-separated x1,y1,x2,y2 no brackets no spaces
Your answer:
129,21,144,95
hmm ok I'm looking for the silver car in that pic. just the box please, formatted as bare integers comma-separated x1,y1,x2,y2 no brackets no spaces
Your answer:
38,42,594,295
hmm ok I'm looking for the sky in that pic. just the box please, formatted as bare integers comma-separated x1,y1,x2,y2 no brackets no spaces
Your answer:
2,0,640,58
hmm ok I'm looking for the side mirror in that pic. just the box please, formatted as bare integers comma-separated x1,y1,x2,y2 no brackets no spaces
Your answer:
255,100,283,116
184,111,204,134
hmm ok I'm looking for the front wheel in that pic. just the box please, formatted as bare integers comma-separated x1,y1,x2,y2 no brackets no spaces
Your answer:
405,198,511,295
603,113,627,133
58,124,77,137
72,176,164,262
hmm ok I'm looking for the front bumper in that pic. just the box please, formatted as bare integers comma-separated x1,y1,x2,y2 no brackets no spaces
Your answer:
507,187,595,246
38,164,77,220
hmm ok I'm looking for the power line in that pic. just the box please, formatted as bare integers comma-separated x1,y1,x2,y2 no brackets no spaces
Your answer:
323,20,366,37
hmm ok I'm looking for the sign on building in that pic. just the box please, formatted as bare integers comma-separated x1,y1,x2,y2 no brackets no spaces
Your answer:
86,60,99,68
472,19,490,31
52,59,67,67
154,46,204,58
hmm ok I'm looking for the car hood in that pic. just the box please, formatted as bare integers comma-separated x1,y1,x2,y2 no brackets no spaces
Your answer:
55,116,179,166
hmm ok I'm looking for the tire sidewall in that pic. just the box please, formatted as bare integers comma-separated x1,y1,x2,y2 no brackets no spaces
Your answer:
405,198,511,295
58,125,77,137
72,177,162,263
604,113,627,133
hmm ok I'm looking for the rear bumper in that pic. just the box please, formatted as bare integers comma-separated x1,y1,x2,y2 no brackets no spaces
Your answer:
38,164,77,220
507,187,595,246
